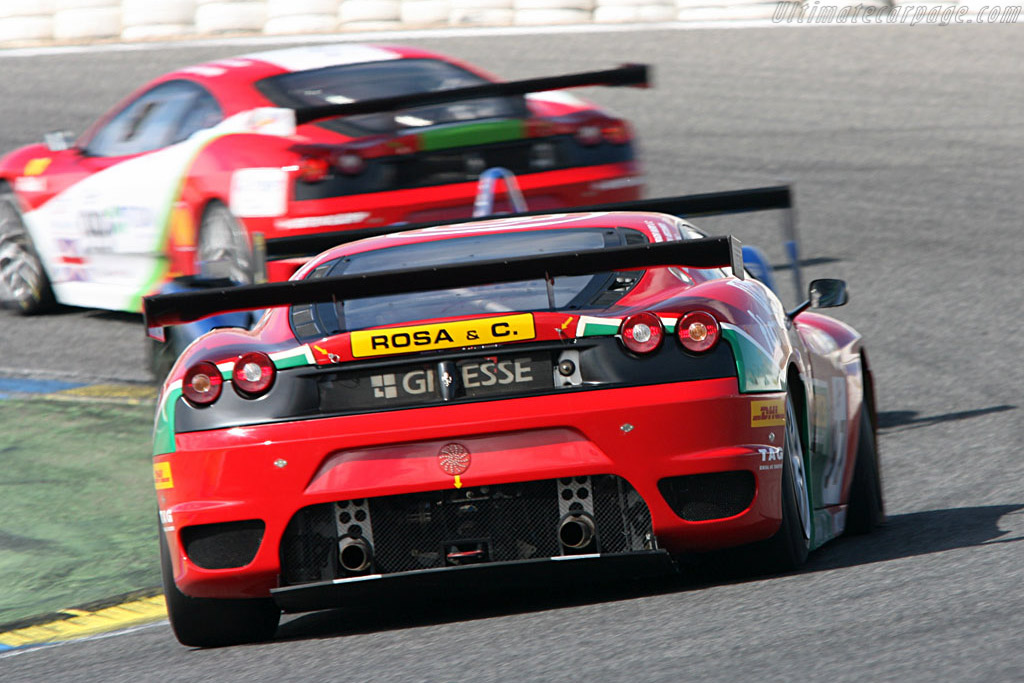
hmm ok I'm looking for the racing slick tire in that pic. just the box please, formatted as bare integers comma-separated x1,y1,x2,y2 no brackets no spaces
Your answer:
0,186,56,315
844,403,885,534
196,201,254,286
756,391,812,573
159,527,280,647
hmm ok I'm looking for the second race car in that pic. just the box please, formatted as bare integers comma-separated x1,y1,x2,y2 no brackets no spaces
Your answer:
0,44,646,314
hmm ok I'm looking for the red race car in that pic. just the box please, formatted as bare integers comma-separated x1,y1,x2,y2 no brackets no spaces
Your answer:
145,186,883,647
0,44,645,315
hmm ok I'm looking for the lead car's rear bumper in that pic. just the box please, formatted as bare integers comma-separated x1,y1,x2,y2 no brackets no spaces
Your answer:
270,550,674,613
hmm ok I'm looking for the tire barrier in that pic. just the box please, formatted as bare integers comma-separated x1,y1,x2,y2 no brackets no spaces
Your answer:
0,0,846,46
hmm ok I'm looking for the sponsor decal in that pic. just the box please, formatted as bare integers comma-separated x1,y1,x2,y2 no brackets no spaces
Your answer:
591,176,640,192
758,446,784,471
275,212,370,230
438,443,471,476
351,314,535,358
153,461,174,490
230,168,288,217
751,398,786,427
159,508,174,531
14,176,45,193
23,157,51,176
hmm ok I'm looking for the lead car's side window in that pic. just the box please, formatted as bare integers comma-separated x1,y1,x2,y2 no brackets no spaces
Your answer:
84,81,223,157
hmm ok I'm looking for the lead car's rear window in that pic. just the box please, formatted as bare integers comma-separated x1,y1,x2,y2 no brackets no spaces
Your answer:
289,227,648,341
256,58,527,136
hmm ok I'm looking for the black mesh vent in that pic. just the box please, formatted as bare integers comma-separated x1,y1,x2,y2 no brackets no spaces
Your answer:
280,504,335,584
658,471,756,522
279,475,653,587
181,519,265,570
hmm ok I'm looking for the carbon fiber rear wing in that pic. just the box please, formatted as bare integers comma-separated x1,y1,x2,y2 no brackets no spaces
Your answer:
265,185,792,259
144,235,742,337
292,64,650,126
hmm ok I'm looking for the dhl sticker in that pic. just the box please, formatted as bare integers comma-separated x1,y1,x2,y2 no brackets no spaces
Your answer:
153,461,174,490
23,157,51,176
351,314,535,358
751,399,786,427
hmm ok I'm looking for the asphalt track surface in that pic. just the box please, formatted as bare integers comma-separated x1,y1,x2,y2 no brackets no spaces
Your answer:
2,23,1023,682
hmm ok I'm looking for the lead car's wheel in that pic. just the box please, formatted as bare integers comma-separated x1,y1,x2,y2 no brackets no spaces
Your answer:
0,188,55,314
756,391,812,573
159,528,279,647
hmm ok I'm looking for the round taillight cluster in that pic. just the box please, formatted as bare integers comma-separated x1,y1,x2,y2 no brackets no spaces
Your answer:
336,151,365,175
182,361,222,406
298,155,330,183
232,352,276,397
677,310,721,353
619,312,664,354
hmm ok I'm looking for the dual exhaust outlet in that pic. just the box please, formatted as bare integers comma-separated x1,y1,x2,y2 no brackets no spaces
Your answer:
339,513,596,572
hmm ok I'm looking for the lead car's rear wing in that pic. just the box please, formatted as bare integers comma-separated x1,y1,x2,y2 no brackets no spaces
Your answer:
144,235,743,339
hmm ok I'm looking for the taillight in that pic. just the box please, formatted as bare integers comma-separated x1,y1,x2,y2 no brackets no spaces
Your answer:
602,120,631,144
677,310,721,353
575,124,603,146
232,352,275,397
620,312,664,354
336,150,365,175
298,155,330,183
182,361,223,406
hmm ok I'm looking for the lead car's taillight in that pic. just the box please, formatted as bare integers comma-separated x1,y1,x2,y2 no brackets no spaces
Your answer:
677,310,721,353
182,361,223,406
232,352,275,398
620,312,664,354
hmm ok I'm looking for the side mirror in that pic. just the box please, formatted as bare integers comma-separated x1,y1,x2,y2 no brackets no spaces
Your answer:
787,278,848,319
44,131,74,152
809,278,848,308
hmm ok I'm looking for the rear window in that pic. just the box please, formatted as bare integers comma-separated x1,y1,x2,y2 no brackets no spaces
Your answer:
290,228,648,341
257,58,527,136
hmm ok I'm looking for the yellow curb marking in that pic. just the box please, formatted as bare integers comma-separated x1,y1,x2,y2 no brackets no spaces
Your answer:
0,595,167,649
48,384,158,405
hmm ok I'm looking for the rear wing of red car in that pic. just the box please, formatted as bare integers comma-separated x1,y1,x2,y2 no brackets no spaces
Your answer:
291,64,650,126
144,234,743,337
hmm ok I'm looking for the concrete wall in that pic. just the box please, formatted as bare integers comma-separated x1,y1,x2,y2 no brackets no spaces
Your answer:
0,0,791,46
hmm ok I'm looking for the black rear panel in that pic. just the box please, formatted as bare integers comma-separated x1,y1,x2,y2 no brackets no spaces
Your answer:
279,474,654,586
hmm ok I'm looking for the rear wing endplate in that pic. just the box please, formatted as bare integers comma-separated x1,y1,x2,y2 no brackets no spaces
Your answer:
144,235,742,336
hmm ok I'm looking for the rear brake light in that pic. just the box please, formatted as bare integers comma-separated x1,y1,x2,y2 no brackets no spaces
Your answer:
182,362,223,406
602,121,631,144
232,352,275,397
620,312,664,354
298,155,330,183
677,311,721,353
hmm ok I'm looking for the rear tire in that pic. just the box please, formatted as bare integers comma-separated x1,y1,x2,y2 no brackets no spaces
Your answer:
196,202,253,285
845,406,885,534
159,527,279,647
0,188,55,314
756,391,812,573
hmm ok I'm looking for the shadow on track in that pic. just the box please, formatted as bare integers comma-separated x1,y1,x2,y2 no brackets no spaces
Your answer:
274,503,1022,645
877,405,1015,432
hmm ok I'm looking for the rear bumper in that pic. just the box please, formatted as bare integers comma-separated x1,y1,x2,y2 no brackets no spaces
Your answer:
270,551,673,613
243,161,643,242
156,377,786,599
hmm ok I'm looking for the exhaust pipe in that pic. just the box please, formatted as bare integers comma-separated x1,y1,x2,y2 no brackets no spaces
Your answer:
338,536,373,572
559,514,595,550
